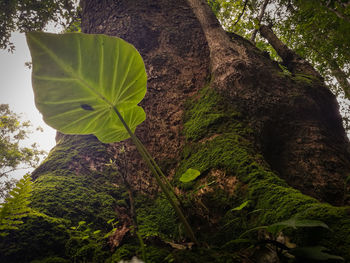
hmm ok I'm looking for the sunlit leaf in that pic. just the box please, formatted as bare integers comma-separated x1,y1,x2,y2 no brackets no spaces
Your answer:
78,221,86,226
179,168,201,183
107,218,115,224
26,32,147,143
231,200,250,211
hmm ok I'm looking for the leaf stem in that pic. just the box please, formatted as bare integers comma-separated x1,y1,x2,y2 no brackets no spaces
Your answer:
134,136,180,201
112,106,199,246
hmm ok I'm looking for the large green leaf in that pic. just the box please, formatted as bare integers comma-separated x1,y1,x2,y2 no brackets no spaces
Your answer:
26,32,147,143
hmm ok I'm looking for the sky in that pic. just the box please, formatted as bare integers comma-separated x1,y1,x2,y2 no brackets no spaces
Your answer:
0,33,56,178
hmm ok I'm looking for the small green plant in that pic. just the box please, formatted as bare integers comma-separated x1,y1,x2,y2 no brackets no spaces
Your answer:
68,219,116,262
240,214,344,261
179,168,201,183
26,32,198,245
0,173,33,236
70,219,118,241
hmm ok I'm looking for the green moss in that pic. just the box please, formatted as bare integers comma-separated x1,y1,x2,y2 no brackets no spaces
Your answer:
30,171,123,229
0,212,70,262
32,134,108,179
177,86,350,260
0,133,131,262
292,73,314,84
183,88,246,142
136,195,179,241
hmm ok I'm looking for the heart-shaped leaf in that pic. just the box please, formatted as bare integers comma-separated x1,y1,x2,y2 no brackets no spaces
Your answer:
26,32,147,143
180,168,201,183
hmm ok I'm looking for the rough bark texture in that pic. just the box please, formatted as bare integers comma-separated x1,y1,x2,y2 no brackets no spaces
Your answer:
2,0,350,262
259,25,323,80
79,0,210,194
188,0,350,205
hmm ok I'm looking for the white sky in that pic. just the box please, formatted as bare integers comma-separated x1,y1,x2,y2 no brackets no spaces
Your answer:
0,32,56,178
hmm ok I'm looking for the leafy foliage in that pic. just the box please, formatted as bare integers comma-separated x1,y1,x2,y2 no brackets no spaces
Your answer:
0,0,79,51
0,173,32,235
0,104,45,198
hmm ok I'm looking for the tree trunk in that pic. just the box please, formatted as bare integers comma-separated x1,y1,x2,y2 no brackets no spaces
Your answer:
259,24,350,99
2,0,350,262
328,59,350,98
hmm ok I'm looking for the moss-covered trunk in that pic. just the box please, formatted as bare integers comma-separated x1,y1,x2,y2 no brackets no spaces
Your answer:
1,0,350,262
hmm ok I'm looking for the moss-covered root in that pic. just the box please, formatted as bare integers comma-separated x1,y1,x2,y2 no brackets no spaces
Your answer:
176,87,350,260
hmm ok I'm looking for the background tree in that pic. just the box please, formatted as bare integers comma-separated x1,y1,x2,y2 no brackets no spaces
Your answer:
0,0,78,52
1,0,350,262
209,0,350,130
0,104,45,199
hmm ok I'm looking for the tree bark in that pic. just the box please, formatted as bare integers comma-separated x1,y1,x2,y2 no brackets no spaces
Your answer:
2,0,350,262
78,0,210,195
259,24,323,80
188,0,350,205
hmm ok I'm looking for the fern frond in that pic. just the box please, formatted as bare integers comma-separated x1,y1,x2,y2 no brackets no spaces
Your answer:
0,173,33,235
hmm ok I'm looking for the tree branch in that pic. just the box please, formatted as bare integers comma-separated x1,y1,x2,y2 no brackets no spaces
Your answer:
259,24,322,79
233,0,249,26
322,1,350,23
250,0,269,43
